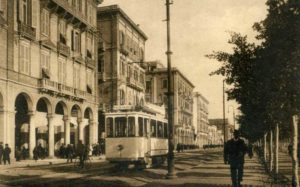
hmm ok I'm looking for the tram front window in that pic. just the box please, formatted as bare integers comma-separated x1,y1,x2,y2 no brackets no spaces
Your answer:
128,117,135,137
157,121,163,138
138,117,143,137
150,119,157,137
115,117,127,137
106,118,113,137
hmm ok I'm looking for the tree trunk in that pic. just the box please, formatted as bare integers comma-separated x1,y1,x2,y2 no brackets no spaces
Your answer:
275,123,279,175
269,130,273,172
292,115,299,187
264,133,267,162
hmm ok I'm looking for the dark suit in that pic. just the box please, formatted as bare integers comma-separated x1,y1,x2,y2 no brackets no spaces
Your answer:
0,144,3,164
224,138,252,187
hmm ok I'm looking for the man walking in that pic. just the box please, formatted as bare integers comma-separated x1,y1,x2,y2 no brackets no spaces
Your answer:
3,144,11,165
224,130,252,187
76,140,85,168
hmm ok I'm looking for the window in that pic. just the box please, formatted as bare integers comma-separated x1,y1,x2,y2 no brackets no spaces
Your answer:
157,121,163,138
146,81,151,93
58,59,66,84
106,118,113,137
59,20,66,44
162,79,168,89
20,0,29,24
72,30,81,52
119,31,125,46
86,69,93,94
115,117,127,137
128,117,135,137
41,50,50,78
20,43,30,74
134,70,138,81
73,65,80,89
41,9,49,36
139,73,144,84
86,33,93,58
87,3,93,24
119,90,125,105
138,117,143,137
144,118,148,137
150,120,157,138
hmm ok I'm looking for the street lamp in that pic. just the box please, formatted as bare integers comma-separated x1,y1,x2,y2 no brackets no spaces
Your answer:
228,105,236,130
165,0,176,179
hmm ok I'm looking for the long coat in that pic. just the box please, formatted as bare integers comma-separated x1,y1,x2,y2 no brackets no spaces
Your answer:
224,138,249,167
3,147,11,160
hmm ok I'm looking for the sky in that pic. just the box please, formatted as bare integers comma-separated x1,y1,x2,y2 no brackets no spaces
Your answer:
101,0,268,122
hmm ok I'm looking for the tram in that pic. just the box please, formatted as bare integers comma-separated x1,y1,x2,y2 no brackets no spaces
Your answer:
104,106,168,167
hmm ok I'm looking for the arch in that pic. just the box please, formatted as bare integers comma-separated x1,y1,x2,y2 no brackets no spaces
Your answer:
36,97,52,113
84,107,93,120
70,104,82,118
15,92,33,112
55,101,68,115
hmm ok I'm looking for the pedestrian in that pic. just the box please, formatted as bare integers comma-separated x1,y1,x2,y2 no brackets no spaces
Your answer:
15,146,21,161
76,140,85,168
59,143,66,158
33,146,38,161
3,144,11,165
224,130,252,187
0,142,3,165
66,144,74,163
21,146,27,160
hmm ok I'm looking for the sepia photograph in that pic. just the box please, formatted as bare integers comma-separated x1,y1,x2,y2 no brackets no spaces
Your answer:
0,0,299,186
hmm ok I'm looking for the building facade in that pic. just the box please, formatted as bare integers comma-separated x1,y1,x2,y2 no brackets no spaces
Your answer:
193,92,209,148
0,0,101,158
97,5,147,111
145,61,195,148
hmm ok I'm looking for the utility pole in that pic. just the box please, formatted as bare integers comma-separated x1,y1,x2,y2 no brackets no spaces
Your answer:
223,80,226,143
165,0,176,179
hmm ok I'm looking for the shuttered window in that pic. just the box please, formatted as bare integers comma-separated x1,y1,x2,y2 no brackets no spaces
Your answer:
58,59,66,85
41,9,49,36
20,43,30,74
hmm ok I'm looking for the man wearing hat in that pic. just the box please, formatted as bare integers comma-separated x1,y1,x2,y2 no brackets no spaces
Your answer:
224,130,253,187
0,142,3,165
3,144,11,165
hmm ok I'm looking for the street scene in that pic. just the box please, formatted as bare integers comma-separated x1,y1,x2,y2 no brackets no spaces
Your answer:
0,0,300,186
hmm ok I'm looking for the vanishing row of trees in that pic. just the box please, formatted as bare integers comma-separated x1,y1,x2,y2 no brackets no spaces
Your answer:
207,0,300,186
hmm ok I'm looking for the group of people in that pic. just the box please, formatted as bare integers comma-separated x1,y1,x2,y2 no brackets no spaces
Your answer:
33,143,47,161
0,142,11,165
15,146,29,161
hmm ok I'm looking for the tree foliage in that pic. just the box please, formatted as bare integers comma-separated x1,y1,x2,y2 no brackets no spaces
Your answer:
207,0,300,141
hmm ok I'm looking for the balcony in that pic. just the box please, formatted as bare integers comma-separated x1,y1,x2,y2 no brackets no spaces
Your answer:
126,77,144,91
18,22,36,40
85,57,95,69
57,42,70,57
39,78,86,102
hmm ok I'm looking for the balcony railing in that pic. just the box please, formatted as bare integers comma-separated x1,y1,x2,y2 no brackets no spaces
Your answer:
57,42,70,57
85,57,95,68
39,78,86,101
18,22,36,40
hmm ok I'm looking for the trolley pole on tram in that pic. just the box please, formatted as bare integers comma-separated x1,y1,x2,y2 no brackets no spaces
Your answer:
165,0,176,179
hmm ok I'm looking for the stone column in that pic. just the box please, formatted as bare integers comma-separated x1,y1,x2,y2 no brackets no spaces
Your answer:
89,120,95,145
63,116,70,145
28,111,36,159
47,114,55,158
78,118,84,142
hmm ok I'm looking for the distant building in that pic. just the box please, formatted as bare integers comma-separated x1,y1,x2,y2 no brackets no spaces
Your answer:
145,61,195,148
96,6,167,141
209,118,234,142
193,92,209,148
